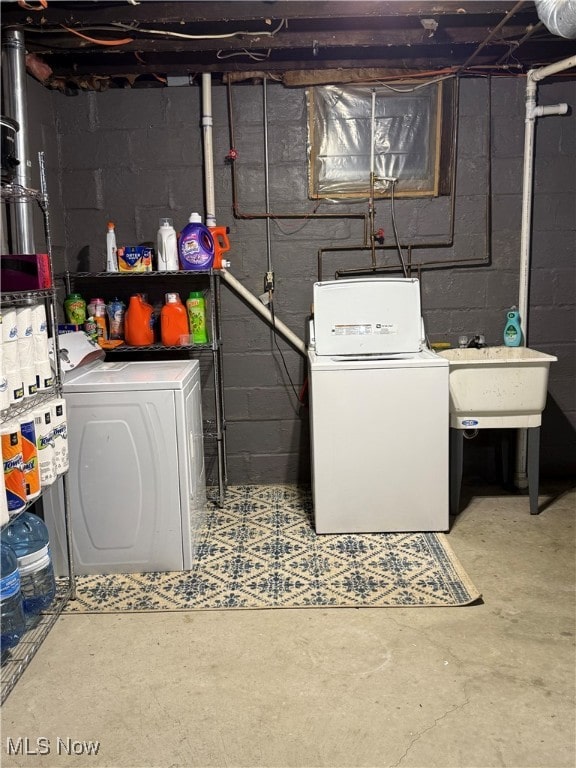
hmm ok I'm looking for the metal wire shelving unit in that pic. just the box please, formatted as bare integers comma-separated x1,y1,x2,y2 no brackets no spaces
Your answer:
59,268,228,506
1,153,76,705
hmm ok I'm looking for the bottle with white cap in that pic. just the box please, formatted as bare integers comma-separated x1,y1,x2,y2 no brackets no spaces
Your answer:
157,218,179,271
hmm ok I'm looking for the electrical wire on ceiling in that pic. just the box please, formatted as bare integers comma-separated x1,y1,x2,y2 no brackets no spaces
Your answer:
216,49,271,61
61,26,134,46
109,17,286,40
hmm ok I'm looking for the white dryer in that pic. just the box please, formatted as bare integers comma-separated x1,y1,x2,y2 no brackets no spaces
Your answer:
44,359,206,575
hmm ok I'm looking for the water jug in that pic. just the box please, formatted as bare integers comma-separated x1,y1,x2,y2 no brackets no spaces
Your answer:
160,293,189,346
1,511,56,615
0,542,26,652
178,213,215,270
124,294,154,346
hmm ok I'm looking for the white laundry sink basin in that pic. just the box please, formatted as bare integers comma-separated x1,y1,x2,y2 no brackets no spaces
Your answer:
437,346,557,428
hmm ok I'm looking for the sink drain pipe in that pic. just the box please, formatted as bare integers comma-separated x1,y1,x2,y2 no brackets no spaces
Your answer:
515,53,576,488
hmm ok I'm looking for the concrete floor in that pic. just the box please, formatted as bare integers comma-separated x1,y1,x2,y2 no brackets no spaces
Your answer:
1,482,574,768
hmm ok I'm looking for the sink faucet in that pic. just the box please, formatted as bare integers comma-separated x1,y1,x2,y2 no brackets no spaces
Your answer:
467,334,486,349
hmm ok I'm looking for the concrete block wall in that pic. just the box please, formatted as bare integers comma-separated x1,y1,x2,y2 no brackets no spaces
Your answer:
26,74,575,483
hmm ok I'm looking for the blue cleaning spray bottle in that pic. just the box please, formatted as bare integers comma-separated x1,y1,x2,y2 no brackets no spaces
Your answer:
503,306,522,347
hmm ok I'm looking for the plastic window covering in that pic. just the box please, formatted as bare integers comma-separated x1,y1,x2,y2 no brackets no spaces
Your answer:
308,83,442,199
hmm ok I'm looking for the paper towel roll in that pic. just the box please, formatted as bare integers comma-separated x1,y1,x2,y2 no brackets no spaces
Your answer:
17,334,34,369
0,371,9,411
1,308,17,344
1,421,27,515
51,397,69,475
19,415,41,501
34,407,57,487
0,458,9,526
36,358,54,391
31,302,48,336
15,306,33,339
6,366,24,405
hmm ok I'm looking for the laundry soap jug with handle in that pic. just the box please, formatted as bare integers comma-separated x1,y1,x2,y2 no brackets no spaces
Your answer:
160,293,189,346
209,225,231,269
178,213,215,270
124,294,154,346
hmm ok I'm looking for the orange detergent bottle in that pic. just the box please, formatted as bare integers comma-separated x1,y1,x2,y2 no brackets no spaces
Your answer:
209,226,231,269
124,294,154,346
160,293,189,346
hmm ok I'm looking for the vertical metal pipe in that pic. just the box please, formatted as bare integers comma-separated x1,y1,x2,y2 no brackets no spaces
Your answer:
263,78,272,273
2,29,35,252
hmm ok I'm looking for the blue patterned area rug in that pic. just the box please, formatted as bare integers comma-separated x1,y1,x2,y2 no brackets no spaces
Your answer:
63,485,480,612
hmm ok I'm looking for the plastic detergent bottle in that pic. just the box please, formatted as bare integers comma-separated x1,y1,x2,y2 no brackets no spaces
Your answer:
209,225,231,269
160,293,189,346
1,512,56,615
63,293,86,326
124,293,154,346
186,291,208,344
157,218,179,271
178,213,215,270
106,298,126,340
503,306,522,347
0,542,26,652
106,221,118,272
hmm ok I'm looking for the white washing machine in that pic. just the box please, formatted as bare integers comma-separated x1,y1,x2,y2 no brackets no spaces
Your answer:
308,278,449,533
44,359,206,575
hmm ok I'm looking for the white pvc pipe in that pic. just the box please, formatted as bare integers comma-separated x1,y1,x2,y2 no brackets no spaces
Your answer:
220,269,307,357
202,73,216,228
531,54,576,81
515,54,575,487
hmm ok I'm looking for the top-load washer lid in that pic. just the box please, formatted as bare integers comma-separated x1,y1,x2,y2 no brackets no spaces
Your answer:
312,278,423,355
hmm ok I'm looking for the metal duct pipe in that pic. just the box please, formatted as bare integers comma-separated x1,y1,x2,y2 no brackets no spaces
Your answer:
535,0,576,38
2,29,34,252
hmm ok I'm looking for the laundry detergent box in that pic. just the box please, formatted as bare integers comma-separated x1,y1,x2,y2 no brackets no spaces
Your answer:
118,246,153,272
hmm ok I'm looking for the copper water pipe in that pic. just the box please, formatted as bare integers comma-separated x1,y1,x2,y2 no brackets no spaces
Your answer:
327,75,493,281
226,78,370,243
456,0,526,75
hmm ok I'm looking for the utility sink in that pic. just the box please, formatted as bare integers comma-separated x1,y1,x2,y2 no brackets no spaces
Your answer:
438,346,557,428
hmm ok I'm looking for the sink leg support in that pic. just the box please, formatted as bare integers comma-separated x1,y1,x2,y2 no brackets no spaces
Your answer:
450,428,464,516
527,426,541,515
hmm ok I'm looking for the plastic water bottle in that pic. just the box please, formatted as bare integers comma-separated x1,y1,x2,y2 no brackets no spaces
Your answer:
1,512,56,615
0,542,26,652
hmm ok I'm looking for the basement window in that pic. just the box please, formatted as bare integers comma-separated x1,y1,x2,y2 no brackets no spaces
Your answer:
307,81,453,199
